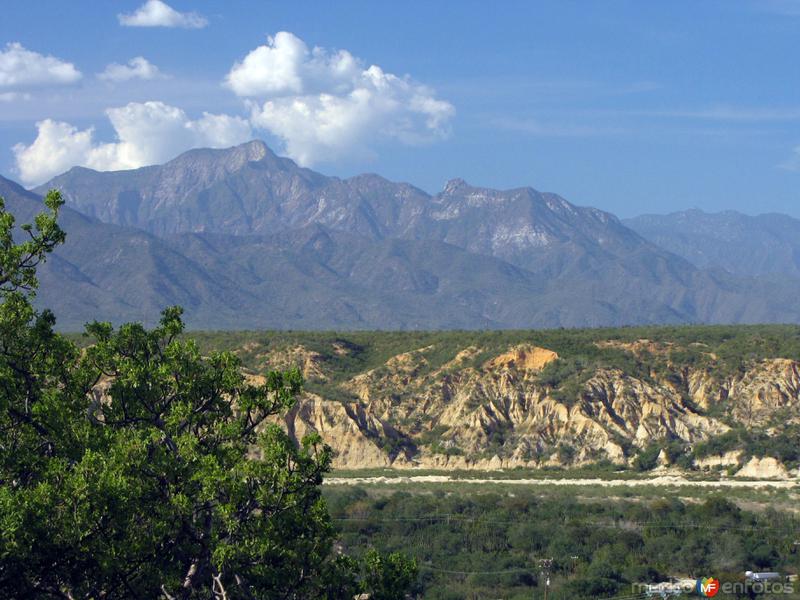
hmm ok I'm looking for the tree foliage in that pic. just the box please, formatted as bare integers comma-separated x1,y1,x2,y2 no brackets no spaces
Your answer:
0,192,416,598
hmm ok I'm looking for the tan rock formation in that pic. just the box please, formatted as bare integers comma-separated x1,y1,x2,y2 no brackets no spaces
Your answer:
484,344,558,371
695,451,743,469
249,344,330,381
222,340,800,474
735,457,791,480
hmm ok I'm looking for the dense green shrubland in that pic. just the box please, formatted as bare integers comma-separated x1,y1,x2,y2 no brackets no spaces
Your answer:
326,488,800,600
183,324,800,380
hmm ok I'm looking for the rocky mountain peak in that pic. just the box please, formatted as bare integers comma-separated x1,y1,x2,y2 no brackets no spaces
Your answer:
165,139,278,173
239,139,270,161
442,178,469,195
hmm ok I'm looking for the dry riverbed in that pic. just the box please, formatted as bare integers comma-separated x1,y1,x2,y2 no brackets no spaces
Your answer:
325,473,799,489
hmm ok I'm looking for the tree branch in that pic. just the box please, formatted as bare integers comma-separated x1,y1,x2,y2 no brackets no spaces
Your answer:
160,585,176,600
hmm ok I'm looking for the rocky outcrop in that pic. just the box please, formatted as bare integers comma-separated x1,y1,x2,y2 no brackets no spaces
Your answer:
286,395,398,469
250,345,329,382
725,359,800,424
484,345,558,371
735,457,792,480
695,451,743,469
252,340,800,473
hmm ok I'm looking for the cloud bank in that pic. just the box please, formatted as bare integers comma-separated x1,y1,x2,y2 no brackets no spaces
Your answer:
225,31,454,165
0,43,82,89
98,57,165,82
9,31,453,184
118,0,208,29
13,101,251,186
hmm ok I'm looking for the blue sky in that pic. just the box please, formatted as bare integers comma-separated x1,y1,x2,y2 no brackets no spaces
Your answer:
1,0,799,217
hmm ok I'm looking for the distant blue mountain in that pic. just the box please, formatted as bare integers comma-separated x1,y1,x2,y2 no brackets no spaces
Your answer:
0,141,794,329
625,209,800,280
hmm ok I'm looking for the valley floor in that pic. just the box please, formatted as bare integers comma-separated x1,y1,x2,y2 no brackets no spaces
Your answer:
325,471,799,490
324,477,800,599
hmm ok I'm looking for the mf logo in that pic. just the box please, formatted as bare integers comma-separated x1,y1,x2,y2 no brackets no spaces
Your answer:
696,577,720,597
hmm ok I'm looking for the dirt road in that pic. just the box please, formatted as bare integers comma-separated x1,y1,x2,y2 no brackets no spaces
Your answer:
325,474,798,489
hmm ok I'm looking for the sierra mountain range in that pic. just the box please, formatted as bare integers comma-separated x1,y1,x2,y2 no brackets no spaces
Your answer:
625,209,800,280
0,139,797,330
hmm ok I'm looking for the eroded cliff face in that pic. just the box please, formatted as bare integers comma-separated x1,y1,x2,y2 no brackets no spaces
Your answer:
242,340,800,472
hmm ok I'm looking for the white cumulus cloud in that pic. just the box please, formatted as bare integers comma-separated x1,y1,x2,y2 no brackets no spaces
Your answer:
118,0,208,29
225,31,454,165
98,57,166,82
0,42,82,89
13,101,251,186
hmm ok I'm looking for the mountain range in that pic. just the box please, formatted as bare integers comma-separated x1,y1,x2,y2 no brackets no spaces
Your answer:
0,139,797,330
625,209,800,279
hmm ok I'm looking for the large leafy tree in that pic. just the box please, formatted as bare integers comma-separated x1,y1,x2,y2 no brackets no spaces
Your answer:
0,192,416,599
